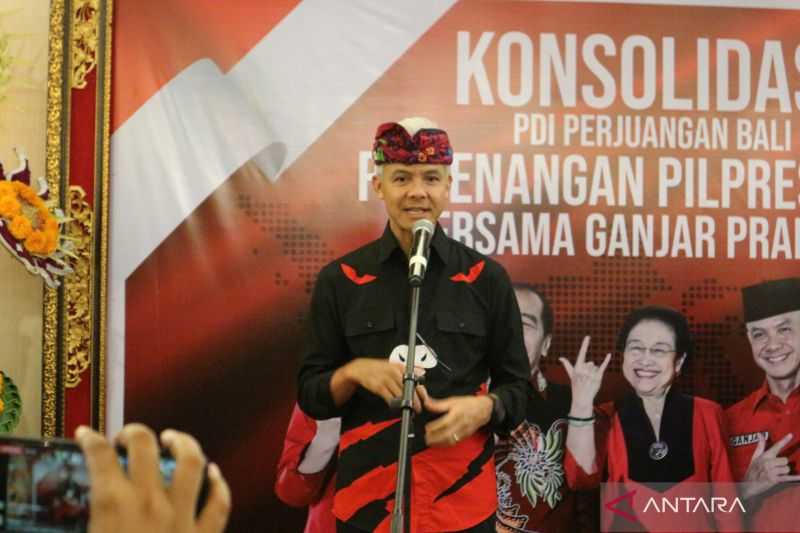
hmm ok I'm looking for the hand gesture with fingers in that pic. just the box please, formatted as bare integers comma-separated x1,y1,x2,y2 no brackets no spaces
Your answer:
559,336,611,416
76,424,231,533
344,359,424,413
742,433,800,500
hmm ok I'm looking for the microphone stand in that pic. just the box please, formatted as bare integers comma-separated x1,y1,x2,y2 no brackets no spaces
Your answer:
390,280,423,533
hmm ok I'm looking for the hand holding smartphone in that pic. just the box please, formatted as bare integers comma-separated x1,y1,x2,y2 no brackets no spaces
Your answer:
0,424,230,533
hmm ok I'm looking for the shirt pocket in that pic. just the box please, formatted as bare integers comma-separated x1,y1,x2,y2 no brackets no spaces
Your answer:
344,307,396,356
435,309,486,336
434,310,487,376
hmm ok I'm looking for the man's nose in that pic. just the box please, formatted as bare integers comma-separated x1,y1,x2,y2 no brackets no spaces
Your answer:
408,177,427,197
764,333,783,351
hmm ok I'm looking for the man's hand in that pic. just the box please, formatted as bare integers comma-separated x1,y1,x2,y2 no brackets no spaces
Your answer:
422,391,493,447
741,433,800,500
76,424,231,533
333,358,424,412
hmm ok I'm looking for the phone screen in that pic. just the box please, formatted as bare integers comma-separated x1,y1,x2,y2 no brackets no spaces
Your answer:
0,438,180,533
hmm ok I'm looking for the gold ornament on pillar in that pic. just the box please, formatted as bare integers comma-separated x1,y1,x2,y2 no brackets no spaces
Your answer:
64,186,93,388
71,0,98,89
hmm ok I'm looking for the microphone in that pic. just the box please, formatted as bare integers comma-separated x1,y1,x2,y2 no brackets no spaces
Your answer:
408,219,434,286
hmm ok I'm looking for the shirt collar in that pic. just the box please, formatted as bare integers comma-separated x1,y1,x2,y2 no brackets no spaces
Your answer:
377,222,450,265
377,224,399,263
752,379,800,412
750,381,771,413
430,223,450,265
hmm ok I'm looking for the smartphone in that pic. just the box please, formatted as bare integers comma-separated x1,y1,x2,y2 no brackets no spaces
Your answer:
0,436,208,532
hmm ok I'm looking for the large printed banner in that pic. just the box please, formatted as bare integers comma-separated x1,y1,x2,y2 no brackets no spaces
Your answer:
110,1,800,530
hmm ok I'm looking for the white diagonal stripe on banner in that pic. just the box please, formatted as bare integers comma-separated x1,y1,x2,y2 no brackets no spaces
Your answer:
108,0,457,432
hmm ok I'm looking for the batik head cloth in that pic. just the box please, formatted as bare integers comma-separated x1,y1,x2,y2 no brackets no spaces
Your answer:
742,277,800,322
372,122,453,166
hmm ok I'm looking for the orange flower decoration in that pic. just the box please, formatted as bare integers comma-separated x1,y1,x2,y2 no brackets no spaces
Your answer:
24,230,48,255
0,195,21,218
44,217,59,232
44,229,58,253
9,215,32,240
0,151,73,288
29,195,45,210
17,184,38,203
0,180,61,256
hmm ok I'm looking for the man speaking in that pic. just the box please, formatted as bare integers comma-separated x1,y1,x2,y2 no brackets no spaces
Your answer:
297,117,529,532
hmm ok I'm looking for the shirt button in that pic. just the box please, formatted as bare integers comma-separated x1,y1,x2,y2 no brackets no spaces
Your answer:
459,322,465,329
366,321,374,329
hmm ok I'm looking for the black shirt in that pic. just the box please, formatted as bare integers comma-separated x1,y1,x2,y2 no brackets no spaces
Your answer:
297,224,529,531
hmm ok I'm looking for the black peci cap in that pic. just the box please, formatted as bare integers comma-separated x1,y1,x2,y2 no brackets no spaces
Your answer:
742,278,800,323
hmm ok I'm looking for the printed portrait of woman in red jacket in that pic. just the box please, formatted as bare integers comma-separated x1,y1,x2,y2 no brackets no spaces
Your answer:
560,306,740,532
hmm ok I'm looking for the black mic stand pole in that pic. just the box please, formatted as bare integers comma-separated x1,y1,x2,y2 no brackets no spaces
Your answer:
390,280,423,533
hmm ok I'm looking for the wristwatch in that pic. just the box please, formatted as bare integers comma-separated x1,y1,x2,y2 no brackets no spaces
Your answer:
488,393,506,428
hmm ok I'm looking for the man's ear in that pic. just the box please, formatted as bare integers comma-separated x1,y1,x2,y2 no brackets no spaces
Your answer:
372,174,384,199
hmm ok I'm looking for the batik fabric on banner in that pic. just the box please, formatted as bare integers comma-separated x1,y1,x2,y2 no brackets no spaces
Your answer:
495,381,596,532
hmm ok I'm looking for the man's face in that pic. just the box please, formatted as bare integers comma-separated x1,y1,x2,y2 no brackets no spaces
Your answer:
514,288,551,373
372,163,451,236
746,310,800,381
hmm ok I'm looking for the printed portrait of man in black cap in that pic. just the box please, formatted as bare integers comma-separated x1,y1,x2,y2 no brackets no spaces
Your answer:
725,277,800,531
